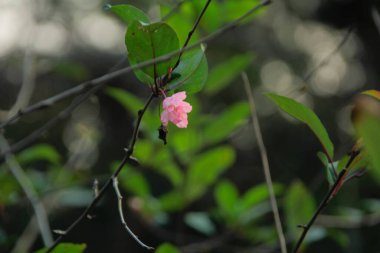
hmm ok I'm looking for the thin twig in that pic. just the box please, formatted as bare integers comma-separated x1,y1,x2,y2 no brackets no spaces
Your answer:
172,0,212,70
0,0,271,132
241,72,288,253
292,150,360,253
0,135,53,246
112,177,154,250
44,93,155,253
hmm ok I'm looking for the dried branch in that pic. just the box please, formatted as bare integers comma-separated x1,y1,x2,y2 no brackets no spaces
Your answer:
112,177,153,250
241,72,288,253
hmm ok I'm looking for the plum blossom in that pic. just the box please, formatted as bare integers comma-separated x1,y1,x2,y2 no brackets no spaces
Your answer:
160,91,192,128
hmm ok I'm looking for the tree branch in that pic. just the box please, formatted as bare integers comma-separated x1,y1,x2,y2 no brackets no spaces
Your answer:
44,93,155,253
0,0,271,133
241,72,288,253
291,150,360,253
112,177,154,250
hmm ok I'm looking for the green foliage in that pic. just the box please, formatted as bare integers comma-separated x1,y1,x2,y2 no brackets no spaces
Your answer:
356,115,380,181
17,144,61,166
185,212,216,235
285,181,316,240
168,46,208,94
35,243,86,253
125,21,179,84
155,243,180,253
203,102,250,145
267,93,334,159
185,146,235,200
205,53,254,95
106,4,150,24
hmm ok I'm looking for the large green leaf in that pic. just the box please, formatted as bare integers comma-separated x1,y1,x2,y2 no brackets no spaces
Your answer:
185,146,235,200
284,181,316,240
214,180,239,215
168,46,208,94
106,4,150,24
205,53,254,95
35,243,86,253
203,102,250,145
126,21,180,84
266,93,334,159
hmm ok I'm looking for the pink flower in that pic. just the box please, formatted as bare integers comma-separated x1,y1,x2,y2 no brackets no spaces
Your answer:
160,91,192,128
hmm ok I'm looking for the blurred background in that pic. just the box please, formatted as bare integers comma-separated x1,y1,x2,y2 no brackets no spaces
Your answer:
1,0,380,252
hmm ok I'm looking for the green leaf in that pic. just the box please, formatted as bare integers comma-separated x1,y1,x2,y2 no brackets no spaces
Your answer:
186,146,235,200
17,144,60,165
106,4,150,24
266,93,334,159
159,191,185,211
168,46,208,94
105,87,156,130
356,115,380,181
35,243,86,253
126,21,180,84
203,102,250,145
240,183,284,211
185,212,216,235
155,243,180,253
284,181,316,240
204,53,254,95
118,164,151,198
317,152,337,186
214,180,239,214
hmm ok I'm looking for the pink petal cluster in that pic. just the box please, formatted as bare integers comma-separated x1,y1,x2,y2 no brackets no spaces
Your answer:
160,91,192,128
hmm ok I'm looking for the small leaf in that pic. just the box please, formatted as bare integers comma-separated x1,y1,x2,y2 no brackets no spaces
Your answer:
168,46,208,94
126,21,180,84
159,191,185,211
186,146,235,200
203,102,250,145
317,152,337,186
155,243,180,253
284,181,316,240
205,53,254,95
17,144,61,165
214,180,239,214
240,183,284,211
35,243,86,253
266,93,334,159
106,4,150,24
185,212,216,235
105,87,156,131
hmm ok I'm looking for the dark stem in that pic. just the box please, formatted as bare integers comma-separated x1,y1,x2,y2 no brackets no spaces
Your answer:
172,0,212,70
44,93,155,253
292,150,360,253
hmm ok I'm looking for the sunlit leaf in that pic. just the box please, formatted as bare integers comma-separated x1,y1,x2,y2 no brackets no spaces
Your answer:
205,53,254,95
185,212,216,235
267,93,334,159
168,46,208,94
203,102,250,145
186,146,235,200
17,144,60,165
126,21,180,84
106,4,150,24
35,243,86,253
